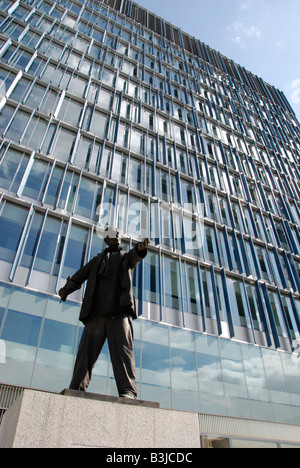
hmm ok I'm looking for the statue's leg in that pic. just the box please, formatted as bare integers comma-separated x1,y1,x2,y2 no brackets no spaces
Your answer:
69,317,106,391
107,316,137,398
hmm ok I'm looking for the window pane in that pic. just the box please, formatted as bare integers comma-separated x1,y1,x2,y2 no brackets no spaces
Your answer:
227,278,249,328
164,256,181,310
34,217,66,274
22,159,50,200
20,212,44,268
1,309,42,346
51,126,77,162
62,225,89,278
0,202,28,262
0,147,29,191
0,105,15,135
74,177,96,218
43,166,64,207
144,251,160,304
185,263,201,315
5,109,30,142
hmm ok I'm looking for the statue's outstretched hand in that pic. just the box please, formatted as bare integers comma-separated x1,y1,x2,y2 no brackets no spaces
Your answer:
137,238,149,252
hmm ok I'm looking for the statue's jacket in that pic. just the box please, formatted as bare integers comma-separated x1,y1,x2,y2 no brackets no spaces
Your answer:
63,245,147,324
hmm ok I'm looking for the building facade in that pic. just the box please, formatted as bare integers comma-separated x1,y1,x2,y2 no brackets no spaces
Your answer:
0,0,300,446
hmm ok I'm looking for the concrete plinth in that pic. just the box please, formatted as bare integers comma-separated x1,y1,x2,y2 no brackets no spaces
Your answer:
0,389,201,448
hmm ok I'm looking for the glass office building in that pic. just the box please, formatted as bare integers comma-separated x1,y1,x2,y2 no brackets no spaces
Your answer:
0,0,300,444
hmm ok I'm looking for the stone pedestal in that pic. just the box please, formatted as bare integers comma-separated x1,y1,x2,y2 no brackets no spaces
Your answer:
0,389,201,448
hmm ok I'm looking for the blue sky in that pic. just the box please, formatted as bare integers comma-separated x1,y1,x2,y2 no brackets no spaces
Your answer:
135,0,300,122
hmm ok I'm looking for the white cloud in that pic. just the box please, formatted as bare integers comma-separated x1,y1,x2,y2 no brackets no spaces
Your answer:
291,79,300,104
227,21,262,47
239,2,252,11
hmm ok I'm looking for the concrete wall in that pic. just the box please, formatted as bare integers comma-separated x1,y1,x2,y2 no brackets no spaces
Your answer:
0,390,200,448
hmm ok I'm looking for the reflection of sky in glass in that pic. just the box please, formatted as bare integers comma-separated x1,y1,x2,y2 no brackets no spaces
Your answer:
0,283,299,422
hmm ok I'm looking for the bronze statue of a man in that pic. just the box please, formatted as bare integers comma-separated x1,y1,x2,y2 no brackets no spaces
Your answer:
59,227,149,399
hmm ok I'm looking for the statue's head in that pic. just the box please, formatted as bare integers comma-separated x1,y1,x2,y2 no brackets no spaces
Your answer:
104,226,121,250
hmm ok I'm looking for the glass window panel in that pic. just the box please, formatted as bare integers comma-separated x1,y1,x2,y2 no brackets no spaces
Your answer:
0,67,17,96
34,217,66,275
203,225,219,264
164,256,181,310
24,83,47,109
183,214,202,257
62,224,89,278
9,77,32,102
21,116,50,150
5,109,30,142
268,291,288,338
169,327,199,411
22,159,50,200
214,272,228,322
51,126,77,162
217,229,230,270
0,202,28,262
57,97,84,127
161,205,172,248
98,186,114,227
185,263,201,315
111,152,127,184
140,321,171,406
231,201,245,232
1,309,42,347
255,246,272,282
281,295,299,341
246,284,265,332
39,317,77,354
128,157,143,191
261,347,289,403
181,180,195,210
20,212,44,268
43,166,64,207
226,277,249,328
74,177,96,219
0,147,29,192
88,109,108,138
218,196,231,227
127,195,148,240
57,171,79,212
219,340,249,403
201,268,215,319
143,250,160,305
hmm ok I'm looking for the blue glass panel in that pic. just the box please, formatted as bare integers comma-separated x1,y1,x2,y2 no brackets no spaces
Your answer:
39,318,77,354
1,309,42,346
0,203,28,262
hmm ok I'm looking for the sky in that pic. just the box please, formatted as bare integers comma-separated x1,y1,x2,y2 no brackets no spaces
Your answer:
134,0,300,122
